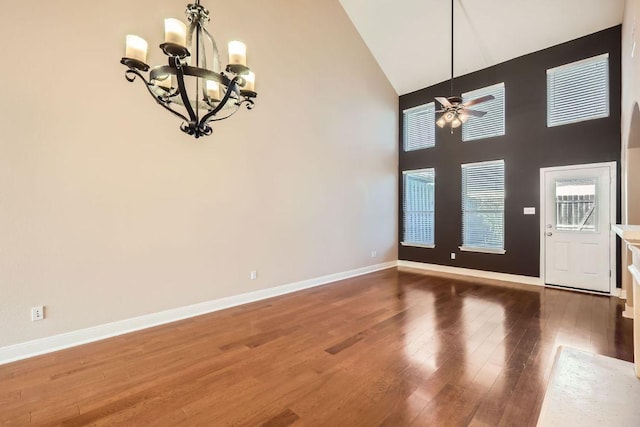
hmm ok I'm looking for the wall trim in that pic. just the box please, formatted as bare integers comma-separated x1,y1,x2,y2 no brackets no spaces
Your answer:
0,261,397,366
398,260,544,286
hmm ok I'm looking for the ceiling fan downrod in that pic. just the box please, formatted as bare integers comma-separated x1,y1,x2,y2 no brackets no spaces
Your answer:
434,0,494,133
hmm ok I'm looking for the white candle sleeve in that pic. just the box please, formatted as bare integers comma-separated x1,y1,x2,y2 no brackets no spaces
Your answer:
228,41,247,66
243,72,255,92
125,35,148,63
206,81,220,100
165,19,187,46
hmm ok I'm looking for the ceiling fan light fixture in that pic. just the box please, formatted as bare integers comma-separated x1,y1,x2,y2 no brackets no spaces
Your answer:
432,0,493,133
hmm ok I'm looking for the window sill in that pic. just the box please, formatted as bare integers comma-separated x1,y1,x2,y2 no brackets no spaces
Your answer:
401,242,435,249
459,246,506,255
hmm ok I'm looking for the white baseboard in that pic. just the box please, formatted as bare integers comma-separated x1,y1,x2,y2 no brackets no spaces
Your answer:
397,260,544,287
0,261,397,366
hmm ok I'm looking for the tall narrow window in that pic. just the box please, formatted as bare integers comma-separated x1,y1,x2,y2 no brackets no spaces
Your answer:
547,53,609,127
402,168,435,247
462,82,505,142
461,160,505,253
403,103,435,151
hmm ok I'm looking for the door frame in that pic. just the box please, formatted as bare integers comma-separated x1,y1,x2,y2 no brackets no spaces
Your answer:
539,161,617,294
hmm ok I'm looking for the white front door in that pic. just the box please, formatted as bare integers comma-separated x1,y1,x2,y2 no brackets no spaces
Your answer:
542,164,614,293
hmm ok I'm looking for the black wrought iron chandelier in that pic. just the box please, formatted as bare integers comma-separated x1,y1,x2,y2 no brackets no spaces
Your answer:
120,0,257,138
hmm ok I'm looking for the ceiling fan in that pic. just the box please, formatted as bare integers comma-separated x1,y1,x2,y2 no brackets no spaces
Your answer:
435,0,494,130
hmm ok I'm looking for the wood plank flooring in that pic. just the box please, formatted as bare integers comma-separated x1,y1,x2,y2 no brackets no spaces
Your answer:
0,268,634,426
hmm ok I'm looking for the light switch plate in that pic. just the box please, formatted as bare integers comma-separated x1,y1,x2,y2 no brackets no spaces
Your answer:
524,207,536,215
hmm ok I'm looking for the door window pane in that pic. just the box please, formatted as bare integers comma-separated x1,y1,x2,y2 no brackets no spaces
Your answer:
555,178,597,231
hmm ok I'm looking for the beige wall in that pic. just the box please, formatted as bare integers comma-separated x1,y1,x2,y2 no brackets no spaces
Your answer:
0,0,398,348
621,1,640,303
622,0,640,223
629,148,640,222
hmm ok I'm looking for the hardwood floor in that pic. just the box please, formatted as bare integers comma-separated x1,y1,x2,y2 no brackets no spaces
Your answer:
0,268,634,426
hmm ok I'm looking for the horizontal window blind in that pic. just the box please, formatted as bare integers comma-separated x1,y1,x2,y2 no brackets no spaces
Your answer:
461,160,505,251
462,83,505,142
547,53,609,127
403,169,435,246
403,103,435,151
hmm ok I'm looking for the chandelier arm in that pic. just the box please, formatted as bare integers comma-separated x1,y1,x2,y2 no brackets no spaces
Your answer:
124,69,192,123
198,26,209,102
240,98,255,110
207,105,241,122
202,27,221,73
198,77,241,127
151,65,230,86
195,25,200,125
185,20,198,49
170,57,198,126
156,98,194,123
206,99,254,123
124,68,145,83
197,25,206,69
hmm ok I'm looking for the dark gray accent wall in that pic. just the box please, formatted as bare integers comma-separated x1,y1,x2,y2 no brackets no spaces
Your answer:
399,26,622,280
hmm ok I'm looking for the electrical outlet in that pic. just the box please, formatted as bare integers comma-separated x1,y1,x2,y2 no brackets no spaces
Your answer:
31,306,44,321
250,271,257,280
371,250,377,258
450,253,456,260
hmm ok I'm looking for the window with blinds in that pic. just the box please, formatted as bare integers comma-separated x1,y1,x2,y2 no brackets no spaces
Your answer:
461,160,505,253
547,53,609,127
403,103,435,151
462,83,505,142
402,168,435,247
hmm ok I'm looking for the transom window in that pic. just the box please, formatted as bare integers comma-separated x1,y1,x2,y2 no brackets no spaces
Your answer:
547,53,609,127
462,83,506,142
403,103,435,151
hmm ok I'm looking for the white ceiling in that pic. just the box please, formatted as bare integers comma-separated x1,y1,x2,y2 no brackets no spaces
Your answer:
339,0,624,95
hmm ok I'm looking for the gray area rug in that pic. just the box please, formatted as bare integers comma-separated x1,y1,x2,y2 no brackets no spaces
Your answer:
537,346,640,427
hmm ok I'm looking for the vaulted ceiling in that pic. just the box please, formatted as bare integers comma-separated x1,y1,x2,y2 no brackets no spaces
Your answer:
339,0,624,95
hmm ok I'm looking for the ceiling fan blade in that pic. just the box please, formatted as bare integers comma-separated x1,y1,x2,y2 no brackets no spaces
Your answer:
461,109,487,118
435,97,453,108
462,94,495,108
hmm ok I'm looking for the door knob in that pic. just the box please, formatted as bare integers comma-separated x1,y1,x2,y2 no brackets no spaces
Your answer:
546,224,553,229
546,232,553,236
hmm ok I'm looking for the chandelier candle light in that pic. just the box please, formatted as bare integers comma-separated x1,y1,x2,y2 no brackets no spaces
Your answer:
120,0,257,138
